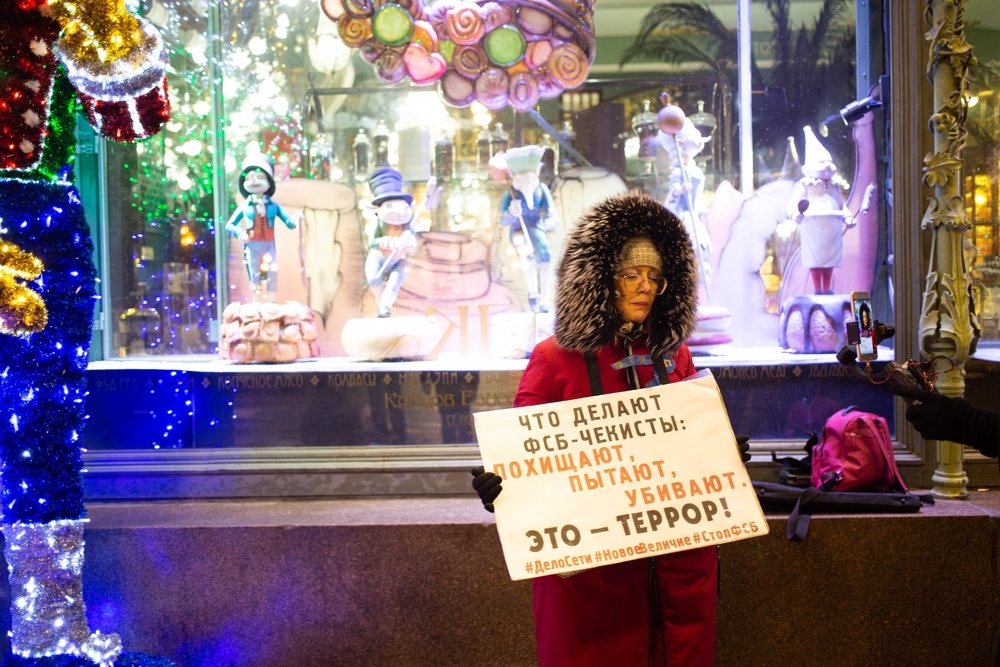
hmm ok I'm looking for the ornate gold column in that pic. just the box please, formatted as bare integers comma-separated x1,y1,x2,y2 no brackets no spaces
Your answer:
922,0,979,498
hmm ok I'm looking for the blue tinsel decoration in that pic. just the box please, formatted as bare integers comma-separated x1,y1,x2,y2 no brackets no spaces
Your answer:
3,651,176,667
0,178,95,524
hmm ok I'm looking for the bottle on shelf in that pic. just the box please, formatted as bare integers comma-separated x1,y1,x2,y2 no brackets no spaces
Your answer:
372,120,391,167
353,128,371,178
434,132,454,181
476,127,492,176
558,119,576,169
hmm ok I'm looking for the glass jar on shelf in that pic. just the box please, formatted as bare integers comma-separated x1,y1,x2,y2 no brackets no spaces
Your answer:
558,119,576,169
631,99,659,164
688,99,718,143
490,122,509,156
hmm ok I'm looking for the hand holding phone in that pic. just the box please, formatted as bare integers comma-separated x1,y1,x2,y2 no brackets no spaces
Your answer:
885,361,933,393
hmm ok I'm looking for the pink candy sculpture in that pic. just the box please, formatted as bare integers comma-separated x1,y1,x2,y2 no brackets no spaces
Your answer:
323,0,595,111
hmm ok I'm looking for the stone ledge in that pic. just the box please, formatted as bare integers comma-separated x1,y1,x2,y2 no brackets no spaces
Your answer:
1,492,997,666
79,489,1000,528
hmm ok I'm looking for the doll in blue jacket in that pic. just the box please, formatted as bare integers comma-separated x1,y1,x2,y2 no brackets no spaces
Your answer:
225,153,298,297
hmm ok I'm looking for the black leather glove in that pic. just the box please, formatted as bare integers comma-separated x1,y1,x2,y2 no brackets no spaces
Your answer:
893,385,999,458
471,466,502,513
736,434,751,463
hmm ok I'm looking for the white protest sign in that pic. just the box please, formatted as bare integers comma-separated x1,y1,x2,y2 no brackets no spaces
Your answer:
474,369,768,581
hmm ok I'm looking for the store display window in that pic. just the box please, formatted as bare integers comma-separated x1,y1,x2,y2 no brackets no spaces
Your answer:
964,0,1000,345
81,0,914,461
92,0,892,360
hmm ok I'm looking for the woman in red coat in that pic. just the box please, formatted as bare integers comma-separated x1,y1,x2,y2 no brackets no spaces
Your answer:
475,190,716,666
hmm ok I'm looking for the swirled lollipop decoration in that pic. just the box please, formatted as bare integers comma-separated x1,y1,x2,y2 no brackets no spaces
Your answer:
324,0,595,111
0,242,47,337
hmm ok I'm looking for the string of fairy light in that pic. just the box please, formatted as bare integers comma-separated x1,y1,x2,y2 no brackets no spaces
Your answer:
106,0,324,358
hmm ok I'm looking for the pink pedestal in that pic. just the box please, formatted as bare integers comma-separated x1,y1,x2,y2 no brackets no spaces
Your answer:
219,300,320,363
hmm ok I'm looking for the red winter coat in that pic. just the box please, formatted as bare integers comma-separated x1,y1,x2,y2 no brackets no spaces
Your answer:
514,335,717,667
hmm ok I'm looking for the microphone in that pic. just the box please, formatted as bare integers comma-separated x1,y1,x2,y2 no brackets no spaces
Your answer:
819,95,883,136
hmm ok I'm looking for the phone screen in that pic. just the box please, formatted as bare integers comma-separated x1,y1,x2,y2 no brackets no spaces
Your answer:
853,294,876,359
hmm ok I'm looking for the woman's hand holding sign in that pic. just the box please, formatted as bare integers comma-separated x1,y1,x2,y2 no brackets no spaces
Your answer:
471,466,503,513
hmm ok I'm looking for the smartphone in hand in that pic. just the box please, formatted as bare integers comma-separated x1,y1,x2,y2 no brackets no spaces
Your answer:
849,290,877,362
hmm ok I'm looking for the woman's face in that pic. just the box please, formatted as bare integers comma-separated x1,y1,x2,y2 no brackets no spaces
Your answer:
614,265,661,324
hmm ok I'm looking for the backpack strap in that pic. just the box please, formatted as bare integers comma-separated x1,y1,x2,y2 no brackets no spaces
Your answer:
652,354,672,386
866,415,909,493
586,349,673,394
786,487,823,543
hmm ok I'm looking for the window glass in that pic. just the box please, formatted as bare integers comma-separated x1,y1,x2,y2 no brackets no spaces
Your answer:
102,0,888,361
91,1,896,450
965,0,1000,344
105,3,217,356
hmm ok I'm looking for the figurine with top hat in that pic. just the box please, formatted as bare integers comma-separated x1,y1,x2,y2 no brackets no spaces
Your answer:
225,152,298,298
365,167,418,317
495,145,559,313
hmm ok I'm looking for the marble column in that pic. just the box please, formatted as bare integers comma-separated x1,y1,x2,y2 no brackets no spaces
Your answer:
922,0,980,498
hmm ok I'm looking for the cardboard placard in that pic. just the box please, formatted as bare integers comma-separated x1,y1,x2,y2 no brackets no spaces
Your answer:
474,369,768,580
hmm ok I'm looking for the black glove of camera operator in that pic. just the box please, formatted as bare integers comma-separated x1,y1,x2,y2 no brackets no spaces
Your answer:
736,434,751,463
471,466,502,513
892,385,1000,459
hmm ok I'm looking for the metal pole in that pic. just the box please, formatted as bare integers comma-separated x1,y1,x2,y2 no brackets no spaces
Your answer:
209,1,229,346
526,109,592,168
855,0,872,101
669,139,711,302
736,0,753,194
922,0,978,499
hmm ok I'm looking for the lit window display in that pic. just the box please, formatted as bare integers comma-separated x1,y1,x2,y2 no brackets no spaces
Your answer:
964,0,1000,343
101,1,217,357
92,0,891,364
77,0,927,460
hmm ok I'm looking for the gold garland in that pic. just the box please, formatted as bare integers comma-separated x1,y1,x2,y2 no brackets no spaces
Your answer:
47,0,143,66
0,242,47,336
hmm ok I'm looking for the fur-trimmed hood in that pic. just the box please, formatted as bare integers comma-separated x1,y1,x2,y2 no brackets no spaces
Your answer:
554,190,698,353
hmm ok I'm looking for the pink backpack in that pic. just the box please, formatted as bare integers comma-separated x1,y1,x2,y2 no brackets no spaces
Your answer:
811,407,907,493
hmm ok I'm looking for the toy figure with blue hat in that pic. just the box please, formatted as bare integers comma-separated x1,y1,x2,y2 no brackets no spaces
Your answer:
225,152,298,298
365,167,417,317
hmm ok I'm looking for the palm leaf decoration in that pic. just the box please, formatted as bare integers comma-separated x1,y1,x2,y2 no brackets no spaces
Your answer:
620,3,759,85
621,0,856,180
